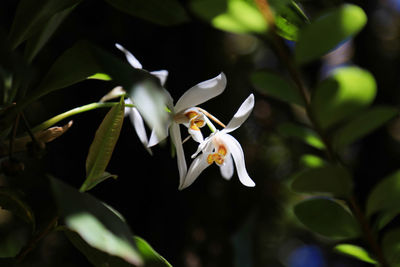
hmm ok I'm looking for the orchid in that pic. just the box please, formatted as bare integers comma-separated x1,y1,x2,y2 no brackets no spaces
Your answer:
179,94,255,190
113,43,170,154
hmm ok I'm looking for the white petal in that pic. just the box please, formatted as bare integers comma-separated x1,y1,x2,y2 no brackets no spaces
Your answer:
174,73,227,113
124,98,134,116
224,94,255,134
150,70,168,86
191,135,214,159
129,108,152,155
223,134,255,187
220,154,234,180
188,127,204,143
148,122,170,147
115,43,143,69
179,154,209,190
170,123,187,186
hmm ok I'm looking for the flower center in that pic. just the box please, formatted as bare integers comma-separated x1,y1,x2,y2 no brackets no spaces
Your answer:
185,111,205,131
207,145,227,166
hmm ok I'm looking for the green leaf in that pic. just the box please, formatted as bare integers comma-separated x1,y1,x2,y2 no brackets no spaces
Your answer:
332,106,398,149
88,73,112,81
278,122,325,150
8,0,82,49
0,187,35,229
382,228,400,266
290,164,353,197
24,4,78,64
334,244,377,264
311,66,377,129
104,0,189,26
135,236,173,267
295,4,367,64
366,169,400,216
271,0,309,41
81,98,124,192
251,71,304,106
50,177,143,266
294,198,360,240
299,154,325,168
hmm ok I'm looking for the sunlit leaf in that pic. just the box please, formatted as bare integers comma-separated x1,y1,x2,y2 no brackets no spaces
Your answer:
332,106,398,149
311,66,377,129
50,177,143,266
278,122,325,150
135,236,173,267
334,244,377,264
295,4,367,64
299,154,325,168
251,71,304,106
8,0,82,49
88,73,112,81
0,187,35,230
382,228,400,266
104,0,189,26
366,170,400,216
294,198,360,240
81,98,124,192
24,4,78,63
290,164,353,197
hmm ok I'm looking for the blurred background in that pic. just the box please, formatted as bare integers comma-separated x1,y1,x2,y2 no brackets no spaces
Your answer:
1,0,400,266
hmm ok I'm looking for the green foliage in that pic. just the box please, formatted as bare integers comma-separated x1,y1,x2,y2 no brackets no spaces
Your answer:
299,154,325,168
332,106,398,149
81,98,124,192
190,0,308,40
294,198,361,240
24,4,78,63
311,66,377,129
135,236,173,267
0,187,35,230
104,0,189,26
51,177,144,266
278,122,325,150
334,244,377,264
366,170,400,217
382,228,400,266
295,4,367,64
251,70,304,106
290,164,353,197
8,0,82,49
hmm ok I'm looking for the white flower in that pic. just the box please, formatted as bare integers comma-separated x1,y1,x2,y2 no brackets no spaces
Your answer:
115,43,169,155
179,94,255,190
149,73,227,186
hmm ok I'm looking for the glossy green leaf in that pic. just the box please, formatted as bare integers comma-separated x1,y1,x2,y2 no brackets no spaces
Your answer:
88,73,112,81
312,66,377,129
8,0,82,49
294,198,360,240
278,122,325,150
382,228,400,266
24,4,78,63
135,236,173,267
332,106,398,149
81,98,124,192
290,164,353,197
299,154,325,168
50,177,143,266
251,71,304,106
366,169,400,216
334,244,377,264
0,187,35,229
104,0,189,26
295,4,367,64
271,0,309,41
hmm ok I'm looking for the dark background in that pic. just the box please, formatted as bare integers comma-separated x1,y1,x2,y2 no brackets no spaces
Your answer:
2,0,400,266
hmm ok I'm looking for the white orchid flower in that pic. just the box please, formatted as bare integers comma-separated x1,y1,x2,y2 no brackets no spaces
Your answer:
179,94,255,190
115,43,169,155
146,73,227,187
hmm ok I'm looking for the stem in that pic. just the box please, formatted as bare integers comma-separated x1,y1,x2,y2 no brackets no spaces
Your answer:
32,102,134,133
254,0,388,265
9,114,20,159
16,216,59,263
